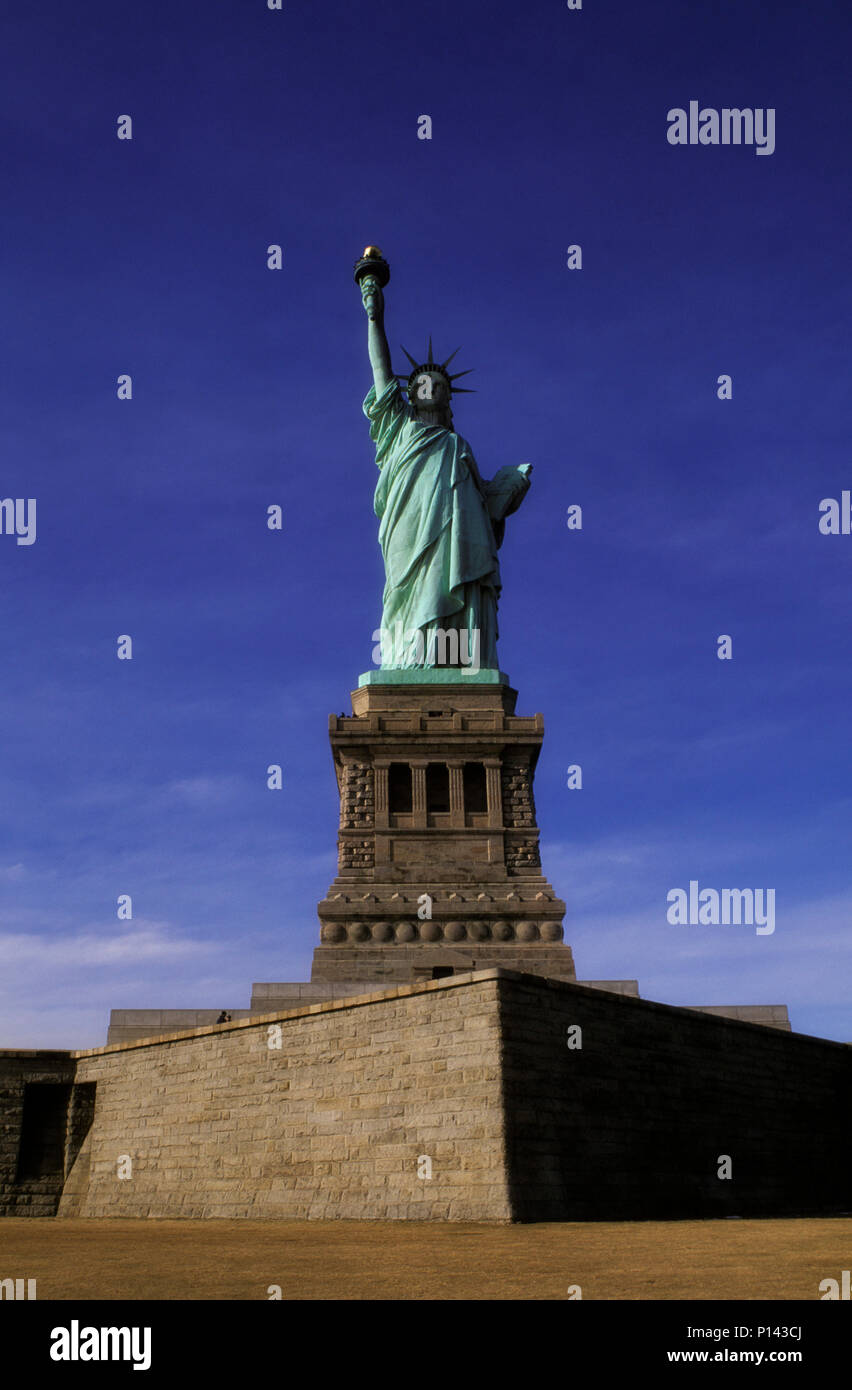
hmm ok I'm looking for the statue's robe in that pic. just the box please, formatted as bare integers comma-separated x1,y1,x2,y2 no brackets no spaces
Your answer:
364,378,527,670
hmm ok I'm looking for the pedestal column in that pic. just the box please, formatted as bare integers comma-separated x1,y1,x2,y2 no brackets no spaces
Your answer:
484,759,503,829
410,760,428,828
447,760,465,828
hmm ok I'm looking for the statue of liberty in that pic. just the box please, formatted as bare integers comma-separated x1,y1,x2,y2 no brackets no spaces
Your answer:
356,248,532,675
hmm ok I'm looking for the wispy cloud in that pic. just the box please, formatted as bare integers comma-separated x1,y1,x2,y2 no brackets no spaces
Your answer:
541,827,852,1040
0,921,216,969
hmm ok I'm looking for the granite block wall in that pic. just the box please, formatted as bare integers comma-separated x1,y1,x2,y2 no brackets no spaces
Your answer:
498,974,851,1221
63,976,511,1221
1,971,848,1223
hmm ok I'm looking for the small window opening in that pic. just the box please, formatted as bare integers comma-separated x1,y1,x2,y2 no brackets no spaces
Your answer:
388,763,412,813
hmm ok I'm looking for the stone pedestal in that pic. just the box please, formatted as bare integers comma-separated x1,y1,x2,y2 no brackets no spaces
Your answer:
313,679,573,984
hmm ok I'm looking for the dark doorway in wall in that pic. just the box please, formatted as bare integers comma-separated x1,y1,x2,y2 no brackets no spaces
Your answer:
388,762,412,813
15,1084,71,1181
426,763,450,814
463,762,488,814
432,967,454,979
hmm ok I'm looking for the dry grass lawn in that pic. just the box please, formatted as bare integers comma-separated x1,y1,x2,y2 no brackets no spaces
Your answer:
1,1216,848,1300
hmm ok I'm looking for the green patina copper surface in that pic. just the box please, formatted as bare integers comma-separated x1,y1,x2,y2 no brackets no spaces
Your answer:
355,249,531,684
356,667,510,686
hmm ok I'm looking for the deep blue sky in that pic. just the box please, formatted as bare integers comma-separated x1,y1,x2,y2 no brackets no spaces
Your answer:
2,0,850,1045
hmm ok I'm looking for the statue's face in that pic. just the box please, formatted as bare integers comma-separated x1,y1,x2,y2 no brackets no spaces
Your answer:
411,371,450,410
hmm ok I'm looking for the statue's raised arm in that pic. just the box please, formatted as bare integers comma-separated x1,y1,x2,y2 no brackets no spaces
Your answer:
354,247,393,398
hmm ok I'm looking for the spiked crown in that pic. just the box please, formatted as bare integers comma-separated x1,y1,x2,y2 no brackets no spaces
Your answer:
397,337,475,396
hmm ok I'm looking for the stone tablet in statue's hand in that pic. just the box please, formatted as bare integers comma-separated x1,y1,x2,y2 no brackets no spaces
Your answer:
481,465,533,523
